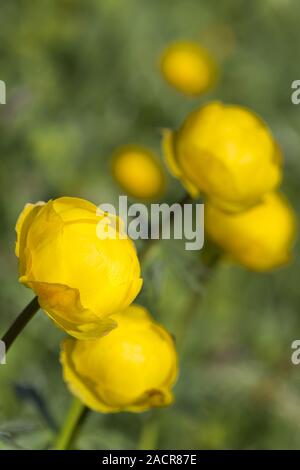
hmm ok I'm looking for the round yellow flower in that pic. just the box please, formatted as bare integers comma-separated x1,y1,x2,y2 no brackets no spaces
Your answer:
112,145,166,200
160,41,217,96
163,101,282,212
205,192,296,272
61,305,178,413
15,197,142,339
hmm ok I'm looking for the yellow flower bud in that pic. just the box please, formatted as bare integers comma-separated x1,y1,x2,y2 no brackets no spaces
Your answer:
163,102,282,212
15,197,142,339
205,192,296,272
160,41,217,96
112,145,166,200
61,305,178,413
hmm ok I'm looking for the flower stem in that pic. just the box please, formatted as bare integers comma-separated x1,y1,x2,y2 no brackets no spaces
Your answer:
1,296,40,352
54,398,88,450
138,414,158,450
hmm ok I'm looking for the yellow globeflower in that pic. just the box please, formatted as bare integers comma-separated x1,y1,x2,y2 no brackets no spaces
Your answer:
15,197,142,339
163,101,282,212
205,192,296,272
61,305,178,413
160,41,217,96
112,145,166,200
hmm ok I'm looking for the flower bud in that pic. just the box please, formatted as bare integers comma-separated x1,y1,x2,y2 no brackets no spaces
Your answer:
163,102,282,212
205,192,296,271
160,41,217,96
61,305,178,413
112,145,165,200
16,197,142,339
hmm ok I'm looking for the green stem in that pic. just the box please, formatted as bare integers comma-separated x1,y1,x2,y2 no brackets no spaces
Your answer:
138,414,158,450
54,398,88,450
1,296,40,352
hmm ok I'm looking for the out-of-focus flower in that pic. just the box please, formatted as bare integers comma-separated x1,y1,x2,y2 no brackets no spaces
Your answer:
112,145,166,200
61,304,178,413
163,101,283,212
160,41,217,96
15,197,142,339
205,192,296,272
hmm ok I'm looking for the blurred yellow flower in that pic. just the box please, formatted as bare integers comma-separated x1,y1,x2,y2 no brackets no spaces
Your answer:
61,304,178,413
205,192,296,272
15,197,142,339
112,145,166,200
160,41,217,96
163,102,283,212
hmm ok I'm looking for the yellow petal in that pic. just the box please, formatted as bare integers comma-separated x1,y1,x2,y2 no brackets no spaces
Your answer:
52,197,97,223
24,281,117,339
60,305,178,413
15,202,45,258
127,388,174,412
205,192,297,272
162,102,283,209
15,197,142,339
162,129,199,198
61,338,115,412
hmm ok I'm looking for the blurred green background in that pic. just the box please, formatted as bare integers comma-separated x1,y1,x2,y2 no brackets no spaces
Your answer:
1,0,300,450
